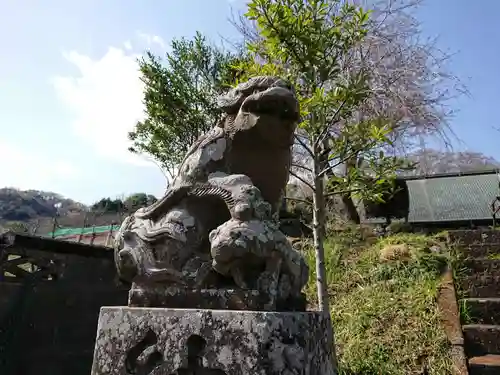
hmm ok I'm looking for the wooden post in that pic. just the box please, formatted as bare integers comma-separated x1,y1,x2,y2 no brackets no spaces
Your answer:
78,213,88,243
105,224,115,247
51,217,57,239
32,219,40,236
90,225,96,246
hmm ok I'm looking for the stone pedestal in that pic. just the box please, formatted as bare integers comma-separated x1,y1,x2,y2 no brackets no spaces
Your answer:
91,307,335,374
128,284,307,312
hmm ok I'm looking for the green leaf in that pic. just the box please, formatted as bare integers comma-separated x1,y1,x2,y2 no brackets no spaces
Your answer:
129,33,244,171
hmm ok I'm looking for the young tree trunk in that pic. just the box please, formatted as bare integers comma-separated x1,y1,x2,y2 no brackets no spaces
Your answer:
312,158,338,370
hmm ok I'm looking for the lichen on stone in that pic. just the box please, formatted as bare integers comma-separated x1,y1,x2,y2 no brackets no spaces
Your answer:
113,76,308,311
91,307,335,375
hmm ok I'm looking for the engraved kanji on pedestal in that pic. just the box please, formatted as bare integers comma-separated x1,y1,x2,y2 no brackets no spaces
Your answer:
124,330,226,375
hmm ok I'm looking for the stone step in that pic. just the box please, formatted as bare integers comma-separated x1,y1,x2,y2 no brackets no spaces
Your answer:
459,260,500,298
462,243,500,259
462,259,500,274
463,324,500,357
463,298,500,325
449,229,500,246
469,354,500,375
461,275,500,298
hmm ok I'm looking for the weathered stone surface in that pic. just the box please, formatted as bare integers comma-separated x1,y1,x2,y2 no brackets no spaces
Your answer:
91,307,335,375
463,298,500,325
128,285,307,312
448,229,500,246
463,324,500,357
112,76,308,307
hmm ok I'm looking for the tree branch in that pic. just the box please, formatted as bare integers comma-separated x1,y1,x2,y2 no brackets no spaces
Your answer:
291,162,313,173
324,187,362,198
315,98,348,148
294,133,314,158
289,170,315,191
283,196,313,206
317,134,386,179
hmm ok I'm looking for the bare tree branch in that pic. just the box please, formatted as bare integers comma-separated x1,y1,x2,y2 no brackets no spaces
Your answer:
229,0,468,155
283,196,313,206
230,0,468,227
402,148,500,175
315,99,348,148
291,163,314,173
294,133,315,158
289,170,315,191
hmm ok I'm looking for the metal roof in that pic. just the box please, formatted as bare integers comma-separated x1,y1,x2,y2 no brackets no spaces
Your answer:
361,171,500,223
47,225,119,238
407,173,499,222
399,168,500,181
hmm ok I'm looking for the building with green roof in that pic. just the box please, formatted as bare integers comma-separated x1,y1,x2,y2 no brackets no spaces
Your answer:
44,170,500,242
361,169,500,226
47,225,120,247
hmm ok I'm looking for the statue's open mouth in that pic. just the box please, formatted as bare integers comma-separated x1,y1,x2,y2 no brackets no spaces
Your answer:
240,86,299,122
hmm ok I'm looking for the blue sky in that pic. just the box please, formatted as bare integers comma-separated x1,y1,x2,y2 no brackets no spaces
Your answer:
0,0,498,205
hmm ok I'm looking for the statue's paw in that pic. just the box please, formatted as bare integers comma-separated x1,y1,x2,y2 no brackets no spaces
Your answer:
193,262,214,288
257,270,280,293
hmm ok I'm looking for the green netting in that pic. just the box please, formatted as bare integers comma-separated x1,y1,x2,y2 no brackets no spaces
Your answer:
47,225,120,238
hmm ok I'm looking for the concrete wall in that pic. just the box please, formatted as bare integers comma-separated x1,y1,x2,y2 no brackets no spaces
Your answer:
0,244,128,375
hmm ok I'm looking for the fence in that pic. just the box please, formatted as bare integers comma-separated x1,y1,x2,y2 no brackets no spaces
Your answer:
47,224,121,246
13,211,127,247
0,232,128,375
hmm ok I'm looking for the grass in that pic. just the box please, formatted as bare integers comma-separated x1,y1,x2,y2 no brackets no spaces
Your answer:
459,299,472,325
302,228,454,375
446,236,477,325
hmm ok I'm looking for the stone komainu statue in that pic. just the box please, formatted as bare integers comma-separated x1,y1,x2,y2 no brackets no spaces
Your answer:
114,76,309,306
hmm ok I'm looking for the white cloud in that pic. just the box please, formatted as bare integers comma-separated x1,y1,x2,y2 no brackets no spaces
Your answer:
136,31,166,49
52,160,79,178
52,46,150,166
124,40,132,50
0,141,79,191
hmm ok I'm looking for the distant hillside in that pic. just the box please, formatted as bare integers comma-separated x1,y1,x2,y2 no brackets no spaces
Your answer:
0,188,157,235
0,188,87,233
0,188,86,221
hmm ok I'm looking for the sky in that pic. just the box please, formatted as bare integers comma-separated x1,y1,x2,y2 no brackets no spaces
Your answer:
0,0,498,205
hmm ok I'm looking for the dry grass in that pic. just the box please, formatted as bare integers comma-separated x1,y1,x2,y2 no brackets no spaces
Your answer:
302,229,454,375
